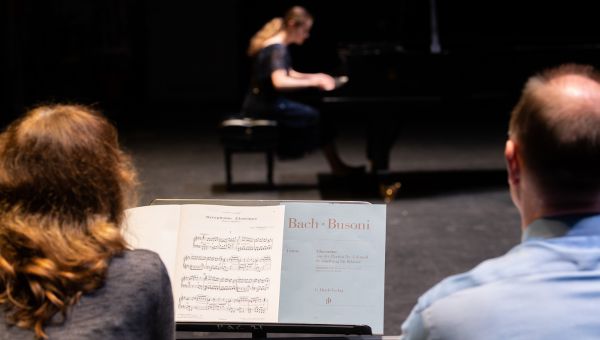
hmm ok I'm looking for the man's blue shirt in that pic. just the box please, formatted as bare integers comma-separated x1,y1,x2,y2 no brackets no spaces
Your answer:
400,214,600,340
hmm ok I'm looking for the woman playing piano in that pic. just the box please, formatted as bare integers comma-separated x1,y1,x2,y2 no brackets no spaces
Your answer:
242,5,363,174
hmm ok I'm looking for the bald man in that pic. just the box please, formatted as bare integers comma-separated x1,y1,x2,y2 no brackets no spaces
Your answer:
400,64,600,340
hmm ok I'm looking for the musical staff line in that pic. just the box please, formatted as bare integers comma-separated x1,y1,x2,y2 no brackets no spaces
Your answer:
192,234,273,251
181,275,271,292
178,295,268,314
182,255,272,272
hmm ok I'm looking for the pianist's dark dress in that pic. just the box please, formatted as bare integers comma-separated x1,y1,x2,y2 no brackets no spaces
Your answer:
242,43,326,158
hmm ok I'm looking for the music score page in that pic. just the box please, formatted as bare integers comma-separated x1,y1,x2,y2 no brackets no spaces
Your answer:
175,205,285,322
124,202,385,333
279,203,386,334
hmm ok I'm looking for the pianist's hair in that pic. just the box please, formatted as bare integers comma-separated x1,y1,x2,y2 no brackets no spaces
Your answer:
0,104,137,339
248,5,313,56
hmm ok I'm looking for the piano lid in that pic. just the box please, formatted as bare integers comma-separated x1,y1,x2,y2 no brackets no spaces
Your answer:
289,1,600,105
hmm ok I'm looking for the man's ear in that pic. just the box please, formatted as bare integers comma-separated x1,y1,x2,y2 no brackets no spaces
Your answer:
505,139,520,186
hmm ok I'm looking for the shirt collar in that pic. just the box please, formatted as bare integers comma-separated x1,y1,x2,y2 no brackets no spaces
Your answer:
522,213,600,242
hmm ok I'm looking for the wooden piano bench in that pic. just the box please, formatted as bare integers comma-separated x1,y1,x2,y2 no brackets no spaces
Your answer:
219,116,278,189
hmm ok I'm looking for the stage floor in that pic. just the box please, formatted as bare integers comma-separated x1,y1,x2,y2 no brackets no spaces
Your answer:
120,118,520,335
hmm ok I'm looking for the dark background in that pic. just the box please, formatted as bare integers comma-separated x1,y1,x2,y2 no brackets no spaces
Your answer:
3,0,600,129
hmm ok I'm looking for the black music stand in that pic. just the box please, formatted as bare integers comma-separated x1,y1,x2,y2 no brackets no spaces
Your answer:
150,199,375,339
177,322,372,339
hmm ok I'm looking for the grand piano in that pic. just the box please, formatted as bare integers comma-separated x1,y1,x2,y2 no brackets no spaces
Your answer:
321,42,600,171
297,0,600,172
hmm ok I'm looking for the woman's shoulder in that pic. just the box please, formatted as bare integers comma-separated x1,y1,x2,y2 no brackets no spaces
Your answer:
116,248,162,264
259,43,287,55
109,249,168,281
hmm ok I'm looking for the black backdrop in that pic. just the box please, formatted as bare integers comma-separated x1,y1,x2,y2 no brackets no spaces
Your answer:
2,0,600,128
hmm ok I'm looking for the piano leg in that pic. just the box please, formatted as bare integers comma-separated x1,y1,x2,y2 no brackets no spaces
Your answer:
367,116,401,172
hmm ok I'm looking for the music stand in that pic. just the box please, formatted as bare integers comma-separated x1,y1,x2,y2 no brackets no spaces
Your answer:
150,199,374,339
177,322,372,339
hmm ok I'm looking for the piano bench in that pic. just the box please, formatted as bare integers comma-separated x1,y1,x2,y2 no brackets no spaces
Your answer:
219,117,278,189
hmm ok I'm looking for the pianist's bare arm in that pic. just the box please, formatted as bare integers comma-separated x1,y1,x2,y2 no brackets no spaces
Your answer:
271,69,335,91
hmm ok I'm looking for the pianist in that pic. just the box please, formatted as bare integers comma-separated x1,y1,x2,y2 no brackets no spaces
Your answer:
242,5,364,175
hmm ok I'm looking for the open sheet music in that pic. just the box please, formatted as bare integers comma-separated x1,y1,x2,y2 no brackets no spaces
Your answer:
123,202,386,334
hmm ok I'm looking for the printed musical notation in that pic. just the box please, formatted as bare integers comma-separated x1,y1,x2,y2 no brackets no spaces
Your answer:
178,295,269,314
173,205,285,321
182,255,272,272
193,234,273,251
180,274,271,293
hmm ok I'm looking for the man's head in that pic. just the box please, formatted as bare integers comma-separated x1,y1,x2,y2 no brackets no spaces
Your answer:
506,64,600,222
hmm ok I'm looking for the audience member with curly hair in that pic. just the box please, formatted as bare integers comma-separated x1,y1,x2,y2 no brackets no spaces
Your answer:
0,104,174,339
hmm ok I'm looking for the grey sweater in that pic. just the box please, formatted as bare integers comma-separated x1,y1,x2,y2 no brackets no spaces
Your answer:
1,249,175,340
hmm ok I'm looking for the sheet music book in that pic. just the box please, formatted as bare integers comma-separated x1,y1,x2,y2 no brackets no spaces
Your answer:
123,202,386,334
